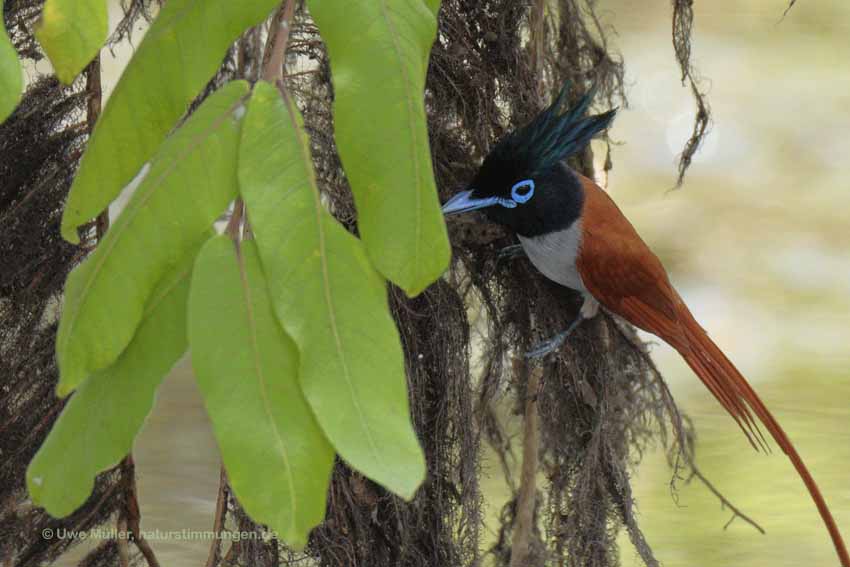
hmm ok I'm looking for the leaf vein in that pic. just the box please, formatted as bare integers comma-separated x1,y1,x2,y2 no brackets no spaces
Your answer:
378,0,423,283
235,241,298,535
279,87,385,469
57,94,248,362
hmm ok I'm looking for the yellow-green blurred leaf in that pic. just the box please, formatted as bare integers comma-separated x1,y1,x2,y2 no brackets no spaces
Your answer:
60,0,280,242
0,9,22,123
35,0,107,84
188,235,334,548
56,81,247,396
424,0,441,16
307,0,450,296
238,81,426,499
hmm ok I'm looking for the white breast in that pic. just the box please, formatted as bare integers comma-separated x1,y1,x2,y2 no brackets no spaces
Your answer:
517,221,586,292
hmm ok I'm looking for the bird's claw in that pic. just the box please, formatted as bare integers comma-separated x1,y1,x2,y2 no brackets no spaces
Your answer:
525,331,570,359
525,314,585,359
497,244,525,263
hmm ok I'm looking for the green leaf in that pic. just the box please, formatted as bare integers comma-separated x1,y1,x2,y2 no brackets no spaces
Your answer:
306,0,450,296
238,81,425,499
27,244,201,517
0,8,23,123
35,0,107,84
56,80,248,396
188,235,334,548
424,0,441,16
60,0,280,242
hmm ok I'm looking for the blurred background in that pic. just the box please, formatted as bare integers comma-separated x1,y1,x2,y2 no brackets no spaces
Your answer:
65,0,849,565
605,2,850,565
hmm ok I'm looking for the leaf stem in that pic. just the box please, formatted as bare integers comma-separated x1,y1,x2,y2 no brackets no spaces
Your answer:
117,515,130,567
226,198,245,240
232,0,296,242
204,468,229,567
85,56,110,240
123,456,163,567
261,0,296,84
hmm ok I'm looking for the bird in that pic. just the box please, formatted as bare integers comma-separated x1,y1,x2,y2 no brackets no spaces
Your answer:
441,81,849,566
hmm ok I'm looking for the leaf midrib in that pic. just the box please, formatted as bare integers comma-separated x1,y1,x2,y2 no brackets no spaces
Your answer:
278,86,385,470
376,0,424,283
58,95,247,367
235,241,298,534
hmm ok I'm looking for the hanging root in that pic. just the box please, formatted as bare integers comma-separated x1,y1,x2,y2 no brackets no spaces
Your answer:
672,0,712,187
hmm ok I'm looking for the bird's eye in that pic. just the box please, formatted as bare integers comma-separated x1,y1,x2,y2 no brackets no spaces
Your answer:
511,179,535,203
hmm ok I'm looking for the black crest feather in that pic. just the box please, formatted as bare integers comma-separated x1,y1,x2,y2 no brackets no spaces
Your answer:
489,82,616,175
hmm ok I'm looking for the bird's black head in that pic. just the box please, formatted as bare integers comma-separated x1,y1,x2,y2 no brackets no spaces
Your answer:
442,82,616,237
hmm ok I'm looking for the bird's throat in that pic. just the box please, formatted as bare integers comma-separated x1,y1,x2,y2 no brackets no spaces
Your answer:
517,220,586,292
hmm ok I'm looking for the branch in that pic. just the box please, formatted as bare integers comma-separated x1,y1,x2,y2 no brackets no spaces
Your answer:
657,377,766,534
133,528,161,567
225,198,244,240
781,0,798,21
605,313,765,534
117,515,130,567
226,0,296,243
205,468,229,567
85,55,110,241
510,359,542,567
123,456,162,567
261,0,296,84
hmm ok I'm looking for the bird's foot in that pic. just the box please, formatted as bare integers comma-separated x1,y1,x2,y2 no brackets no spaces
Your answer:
525,314,585,359
526,331,570,359
496,244,525,262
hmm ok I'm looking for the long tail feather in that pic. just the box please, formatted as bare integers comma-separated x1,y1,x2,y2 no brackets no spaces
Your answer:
682,347,767,452
677,308,850,567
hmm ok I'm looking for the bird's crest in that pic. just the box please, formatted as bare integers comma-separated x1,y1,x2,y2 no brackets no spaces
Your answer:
489,81,617,175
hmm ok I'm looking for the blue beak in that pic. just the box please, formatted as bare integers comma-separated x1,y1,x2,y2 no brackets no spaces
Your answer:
441,190,516,216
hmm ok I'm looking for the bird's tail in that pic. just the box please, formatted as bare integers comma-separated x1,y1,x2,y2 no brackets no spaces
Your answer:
676,307,850,567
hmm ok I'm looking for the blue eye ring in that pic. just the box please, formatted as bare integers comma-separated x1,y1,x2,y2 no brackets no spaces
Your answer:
511,179,535,204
